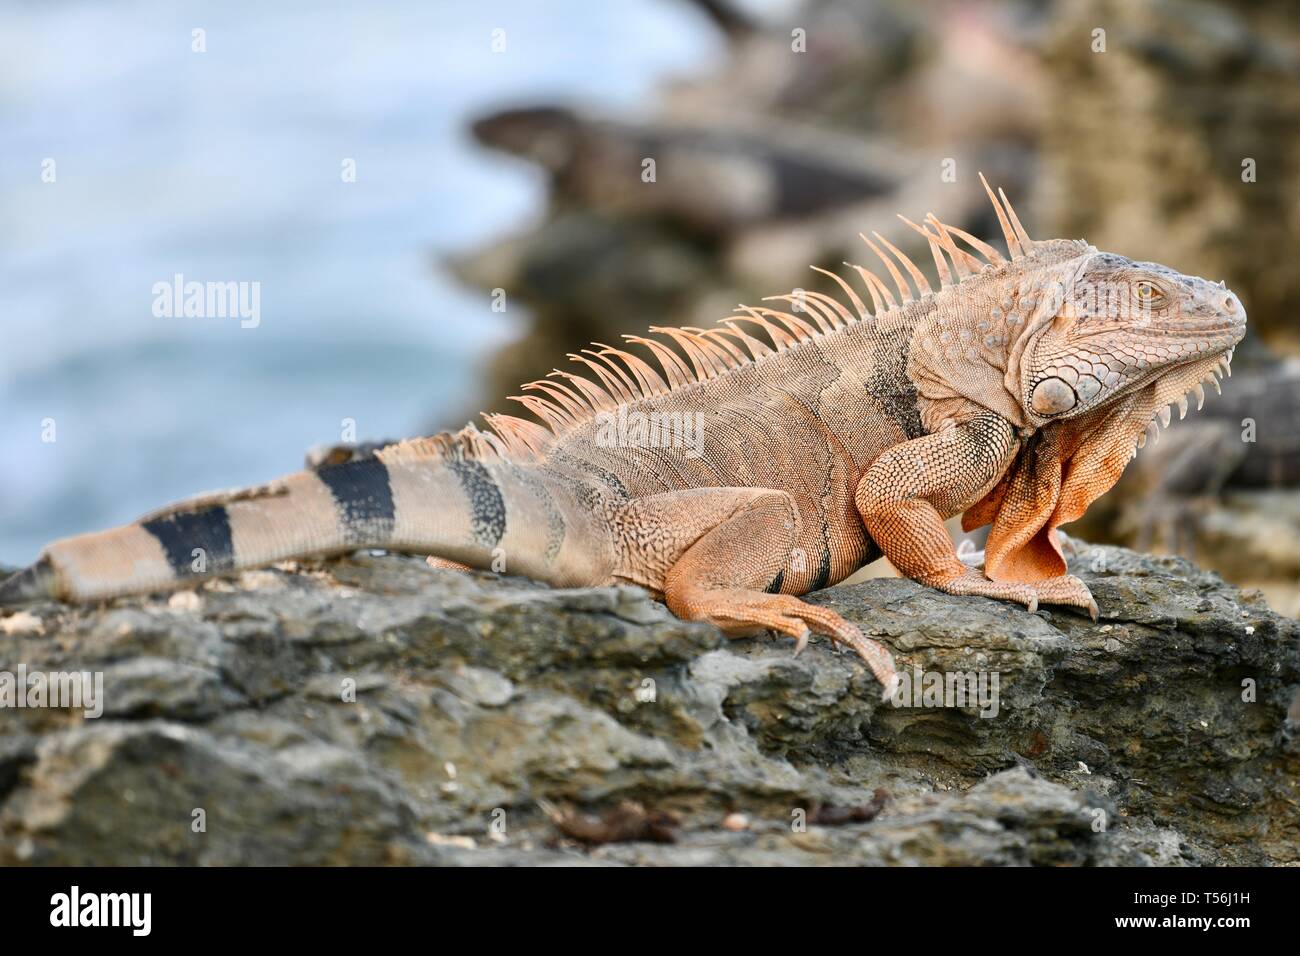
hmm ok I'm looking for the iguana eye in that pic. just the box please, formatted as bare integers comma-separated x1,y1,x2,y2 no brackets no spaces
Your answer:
1135,281,1161,302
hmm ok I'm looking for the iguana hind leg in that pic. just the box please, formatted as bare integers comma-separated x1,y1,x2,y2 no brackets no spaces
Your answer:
614,488,897,696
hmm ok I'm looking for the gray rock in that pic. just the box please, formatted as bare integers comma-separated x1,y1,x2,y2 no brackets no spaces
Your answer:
0,544,1295,866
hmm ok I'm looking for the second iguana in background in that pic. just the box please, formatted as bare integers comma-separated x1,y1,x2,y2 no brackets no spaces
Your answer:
0,177,1246,697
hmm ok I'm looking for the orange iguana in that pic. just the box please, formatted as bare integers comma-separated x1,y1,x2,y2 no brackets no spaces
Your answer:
0,177,1246,698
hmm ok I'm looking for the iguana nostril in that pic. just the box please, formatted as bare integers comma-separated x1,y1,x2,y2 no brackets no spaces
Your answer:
1224,295,1237,312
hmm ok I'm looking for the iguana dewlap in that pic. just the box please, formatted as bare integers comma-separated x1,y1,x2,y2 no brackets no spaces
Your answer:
1,177,1246,698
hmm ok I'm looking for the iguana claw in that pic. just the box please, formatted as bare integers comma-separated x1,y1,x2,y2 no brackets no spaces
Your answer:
925,569,1097,620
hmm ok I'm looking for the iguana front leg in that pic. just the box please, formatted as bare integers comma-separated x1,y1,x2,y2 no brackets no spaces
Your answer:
613,488,898,695
855,414,1098,618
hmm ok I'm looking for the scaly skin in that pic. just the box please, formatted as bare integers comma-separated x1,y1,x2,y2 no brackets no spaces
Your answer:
0,177,1247,698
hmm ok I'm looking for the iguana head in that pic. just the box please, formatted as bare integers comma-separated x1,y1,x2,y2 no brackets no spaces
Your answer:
885,176,1246,583
1015,250,1245,431
979,245,1244,581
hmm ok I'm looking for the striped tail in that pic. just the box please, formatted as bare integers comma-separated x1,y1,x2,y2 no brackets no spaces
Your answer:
0,442,613,605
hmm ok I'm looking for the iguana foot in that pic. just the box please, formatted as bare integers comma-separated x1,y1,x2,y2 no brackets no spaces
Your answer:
924,569,1099,621
673,588,899,699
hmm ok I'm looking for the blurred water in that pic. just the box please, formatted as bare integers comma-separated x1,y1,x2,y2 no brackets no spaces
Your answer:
0,0,718,564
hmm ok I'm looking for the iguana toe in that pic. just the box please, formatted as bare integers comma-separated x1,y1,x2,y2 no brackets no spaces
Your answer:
925,569,1098,620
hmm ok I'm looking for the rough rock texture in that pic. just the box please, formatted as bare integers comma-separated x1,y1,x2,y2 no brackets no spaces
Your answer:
2,544,1295,866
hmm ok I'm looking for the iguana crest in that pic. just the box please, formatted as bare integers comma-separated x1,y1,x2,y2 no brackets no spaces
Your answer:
426,175,1085,467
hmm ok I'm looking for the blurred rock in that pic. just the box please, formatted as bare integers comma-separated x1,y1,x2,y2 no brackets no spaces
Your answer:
1,543,1295,865
1039,0,1300,346
471,107,905,239
668,0,929,128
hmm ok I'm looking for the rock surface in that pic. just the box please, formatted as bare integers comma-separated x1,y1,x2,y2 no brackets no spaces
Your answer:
1,544,1296,866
